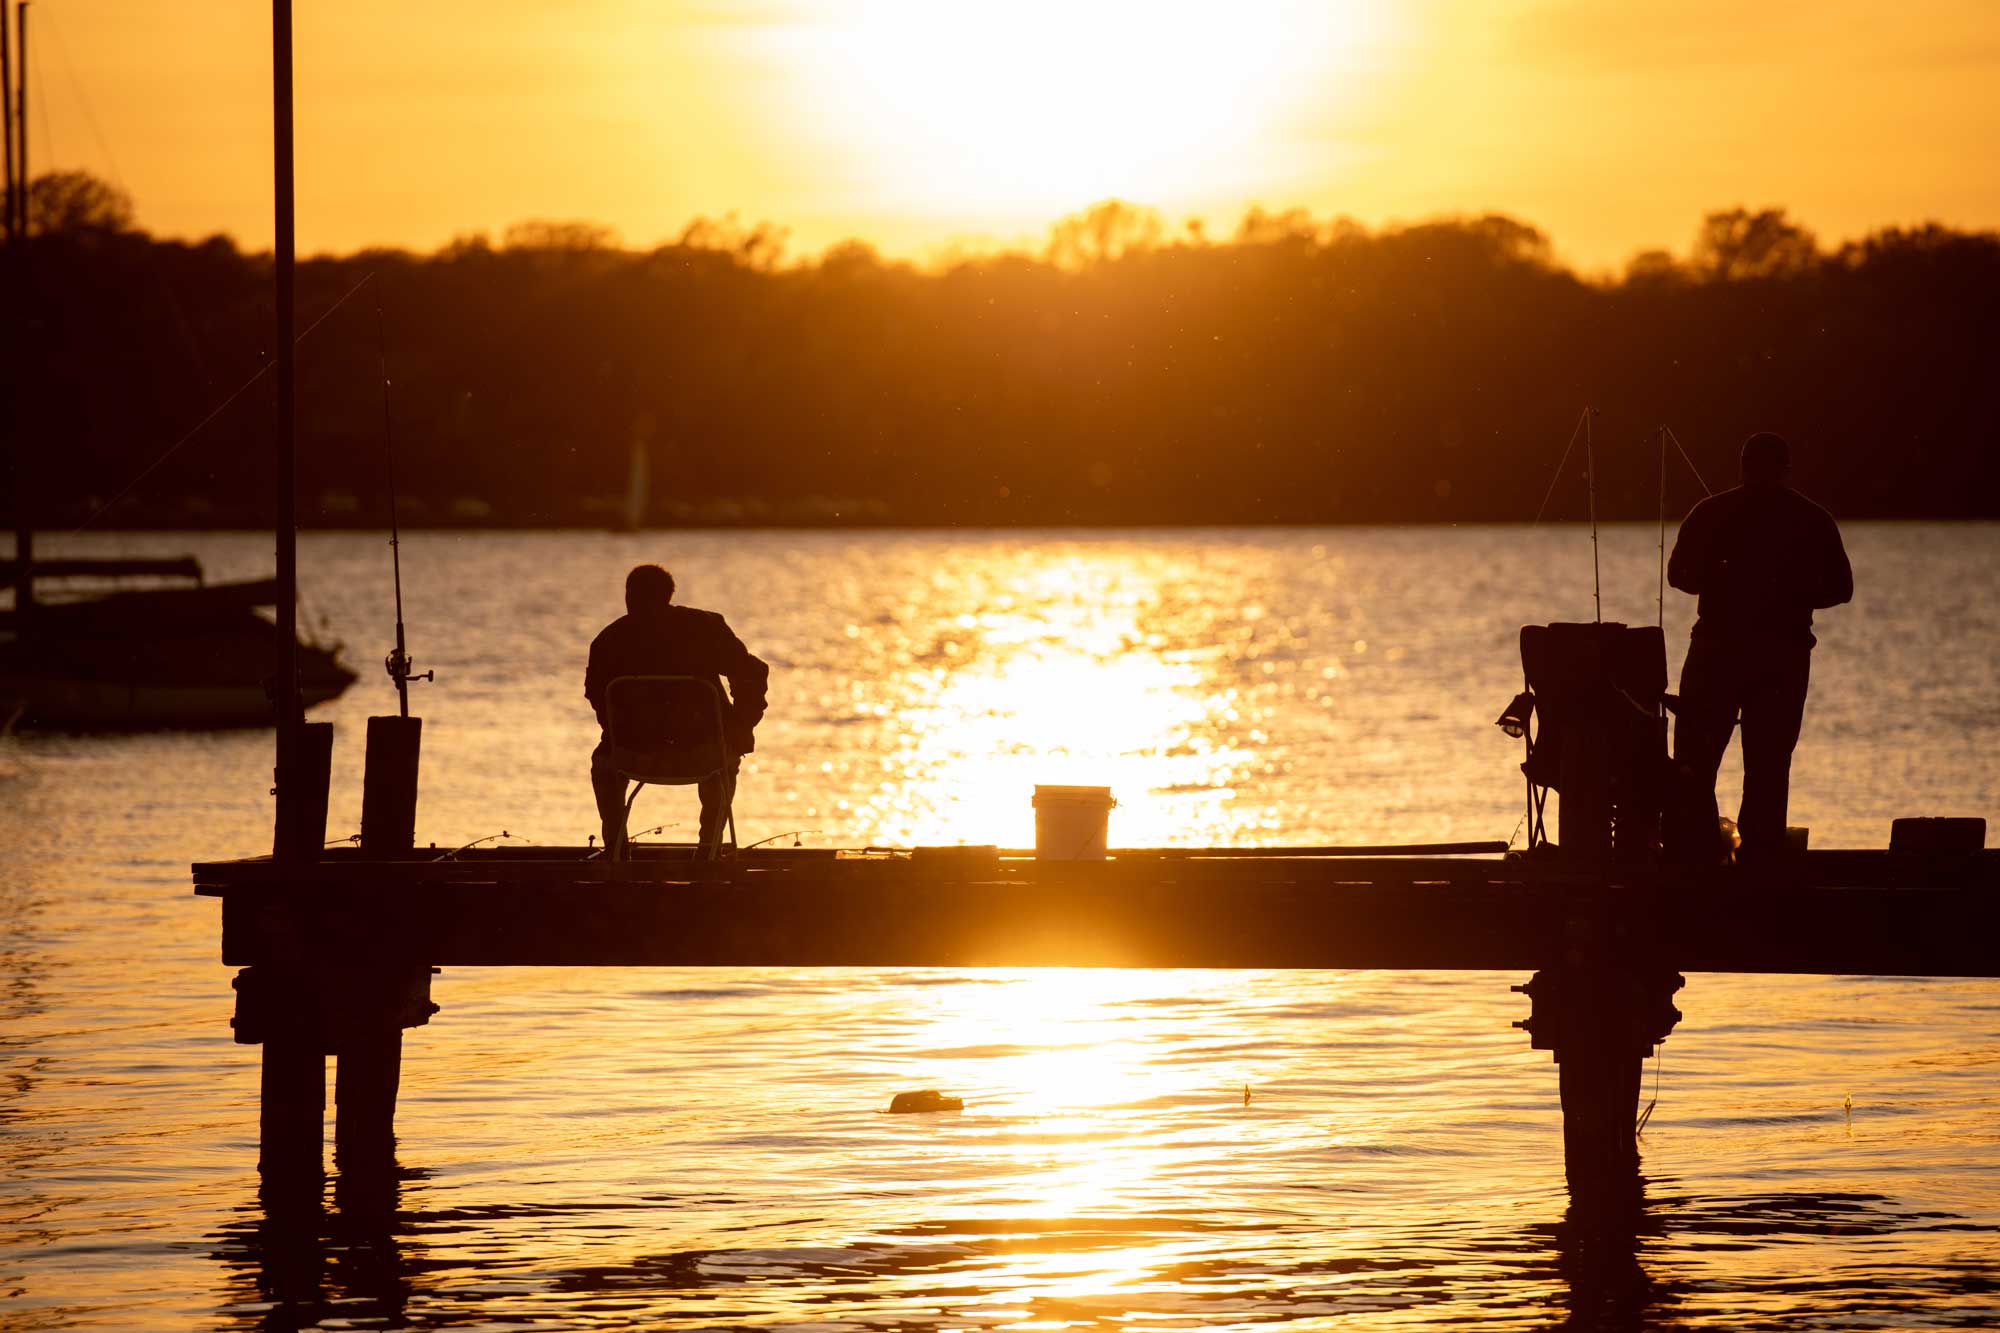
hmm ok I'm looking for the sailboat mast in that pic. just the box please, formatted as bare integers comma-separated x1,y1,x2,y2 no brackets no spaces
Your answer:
13,2,22,239
2,0,14,244
272,0,302,850
6,0,28,619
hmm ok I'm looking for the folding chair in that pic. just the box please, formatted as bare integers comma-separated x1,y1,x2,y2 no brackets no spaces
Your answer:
603,674,738,860
1508,623,1668,862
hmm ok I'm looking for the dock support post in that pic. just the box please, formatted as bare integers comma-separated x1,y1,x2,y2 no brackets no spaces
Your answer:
361,716,422,853
327,965,434,1166
334,1028,402,1166
234,961,435,1175
257,1032,324,1180
1553,984,1647,1197
1516,901,1682,1207
275,720,334,860
331,714,428,1164
237,968,325,1180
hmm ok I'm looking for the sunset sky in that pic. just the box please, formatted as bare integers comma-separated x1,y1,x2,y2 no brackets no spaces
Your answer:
27,0,2000,269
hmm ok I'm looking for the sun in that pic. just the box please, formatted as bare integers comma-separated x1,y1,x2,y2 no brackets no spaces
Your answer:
757,0,1391,228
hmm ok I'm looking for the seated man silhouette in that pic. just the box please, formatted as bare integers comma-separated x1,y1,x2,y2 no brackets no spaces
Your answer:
1665,433,1852,864
585,563,768,855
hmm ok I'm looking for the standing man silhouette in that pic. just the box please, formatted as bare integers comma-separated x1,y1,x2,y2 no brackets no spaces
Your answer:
586,564,768,856
1665,433,1852,864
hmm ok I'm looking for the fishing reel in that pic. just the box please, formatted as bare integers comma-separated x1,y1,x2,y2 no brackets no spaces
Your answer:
384,645,434,691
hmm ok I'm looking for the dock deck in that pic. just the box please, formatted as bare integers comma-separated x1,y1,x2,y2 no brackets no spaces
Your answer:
195,845,2000,977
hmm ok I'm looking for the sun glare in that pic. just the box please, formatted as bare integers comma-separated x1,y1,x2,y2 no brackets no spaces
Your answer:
760,0,1390,225
843,551,1266,848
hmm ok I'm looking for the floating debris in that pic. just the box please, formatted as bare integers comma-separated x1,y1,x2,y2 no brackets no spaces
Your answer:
889,1089,963,1114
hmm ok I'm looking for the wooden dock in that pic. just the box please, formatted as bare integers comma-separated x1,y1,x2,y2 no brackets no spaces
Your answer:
193,840,1998,1204
196,844,1999,975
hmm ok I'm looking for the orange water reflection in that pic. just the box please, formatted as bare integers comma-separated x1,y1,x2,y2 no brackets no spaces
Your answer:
852,967,1274,1314
838,552,1267,848
14,530,1996,1331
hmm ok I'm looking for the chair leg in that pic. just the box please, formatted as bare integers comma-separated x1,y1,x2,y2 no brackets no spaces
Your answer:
714,770,738,861
618,780,646,861
698,781,736,862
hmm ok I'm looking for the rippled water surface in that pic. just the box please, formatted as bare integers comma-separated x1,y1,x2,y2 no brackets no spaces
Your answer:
3,525,1998,1330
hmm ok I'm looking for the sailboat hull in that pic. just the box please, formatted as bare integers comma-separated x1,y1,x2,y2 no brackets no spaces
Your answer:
0,667,351,728
0,584,357,729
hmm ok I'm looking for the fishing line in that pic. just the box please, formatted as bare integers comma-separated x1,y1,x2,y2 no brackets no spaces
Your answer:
1635,1041,1665,1135
66,270,378,536
1664,425,1713,498
39,5,121,188
1529,406,1592,526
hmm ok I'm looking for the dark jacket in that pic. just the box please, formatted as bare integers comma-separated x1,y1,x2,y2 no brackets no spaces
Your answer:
1667,485,1852,644
584,606,769,753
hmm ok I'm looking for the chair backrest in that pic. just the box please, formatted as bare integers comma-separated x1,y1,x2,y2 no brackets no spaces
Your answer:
1520,622,1666,718
605,675,729,784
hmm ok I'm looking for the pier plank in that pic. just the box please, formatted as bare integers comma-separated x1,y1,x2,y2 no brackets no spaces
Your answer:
197,848,2000,977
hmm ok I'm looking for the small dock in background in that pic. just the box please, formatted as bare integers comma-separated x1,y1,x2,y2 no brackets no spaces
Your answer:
193,839,1999,1205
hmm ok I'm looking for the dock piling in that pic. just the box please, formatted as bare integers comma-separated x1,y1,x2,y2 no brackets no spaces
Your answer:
234,959,436,1171
274,720,334,860
327,713,429,1164
200,841,1991,1200
331,962,434,1161
257,1032,324,1178
361,716,422,853
334,1028,402,1164
1517,950,1683,1205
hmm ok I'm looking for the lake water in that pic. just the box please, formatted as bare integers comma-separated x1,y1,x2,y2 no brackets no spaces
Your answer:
3,524,1997,1331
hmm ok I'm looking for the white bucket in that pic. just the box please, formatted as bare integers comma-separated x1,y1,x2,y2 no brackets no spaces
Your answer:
1032,785,1115,860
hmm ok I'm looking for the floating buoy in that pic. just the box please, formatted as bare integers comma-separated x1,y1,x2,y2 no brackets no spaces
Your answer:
889,1089,964,1114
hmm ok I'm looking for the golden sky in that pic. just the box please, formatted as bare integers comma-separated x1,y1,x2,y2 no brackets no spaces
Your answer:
27,0,2000,268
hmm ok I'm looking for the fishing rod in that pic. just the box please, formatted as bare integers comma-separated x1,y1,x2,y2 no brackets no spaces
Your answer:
739,829,821,851
434,830,514,862
1656,423,1716,626
1657,425,1668,628
1535,410,1718,628
1529,406,1592,526
1585,408,1601,623
1530,406,1603,622
377,305,431,715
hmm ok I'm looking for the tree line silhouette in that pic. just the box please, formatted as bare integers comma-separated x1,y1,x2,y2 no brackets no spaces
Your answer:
9,173,1998,529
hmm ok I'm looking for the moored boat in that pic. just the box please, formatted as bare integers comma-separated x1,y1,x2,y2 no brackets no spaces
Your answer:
0,558,355,728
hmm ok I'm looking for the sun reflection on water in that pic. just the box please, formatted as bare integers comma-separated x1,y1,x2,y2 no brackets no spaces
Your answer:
11,530,2000,1330
842,552,1265,848
873,967,1257,1310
